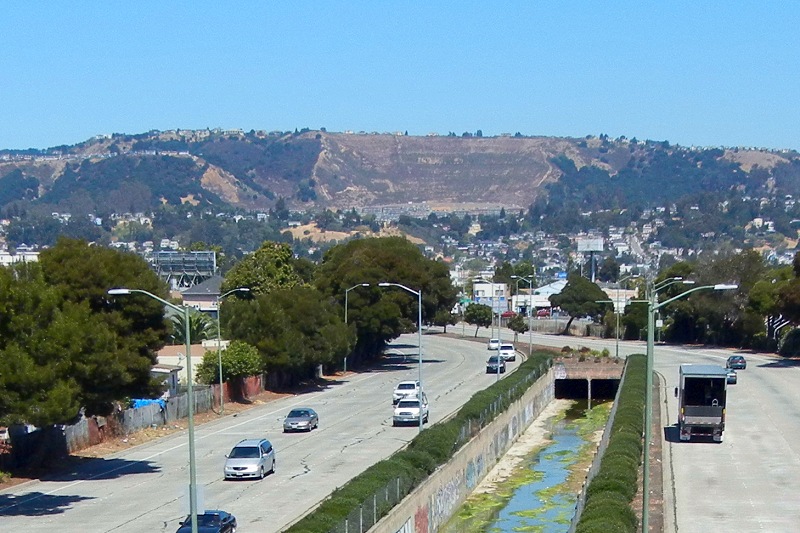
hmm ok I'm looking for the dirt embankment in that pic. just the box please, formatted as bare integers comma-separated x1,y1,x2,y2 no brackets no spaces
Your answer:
0,387,298,491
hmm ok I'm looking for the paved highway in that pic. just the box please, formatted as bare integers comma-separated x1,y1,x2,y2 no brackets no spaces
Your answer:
0,333,519,532
486,324,800,533
7,324,795,532
654,345,800,533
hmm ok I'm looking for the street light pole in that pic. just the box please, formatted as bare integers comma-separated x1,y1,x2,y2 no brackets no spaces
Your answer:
108,288,200,533
216,287,249,415
613,275,640,360
378,282,424,432
344,283,369,373
345,283,370,325
642,282,737,533
512,275,535,355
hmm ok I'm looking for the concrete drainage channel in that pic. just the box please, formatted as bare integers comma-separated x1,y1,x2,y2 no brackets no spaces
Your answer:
440,399,612,533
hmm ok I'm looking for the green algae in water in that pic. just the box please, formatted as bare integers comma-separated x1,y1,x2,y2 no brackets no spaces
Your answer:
442,401,611,533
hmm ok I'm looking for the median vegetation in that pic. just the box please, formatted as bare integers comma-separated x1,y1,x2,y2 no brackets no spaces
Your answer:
283,351,553,533
575,353,645,533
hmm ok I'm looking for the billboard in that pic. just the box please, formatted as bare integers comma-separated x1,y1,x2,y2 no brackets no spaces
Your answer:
577,238,604,252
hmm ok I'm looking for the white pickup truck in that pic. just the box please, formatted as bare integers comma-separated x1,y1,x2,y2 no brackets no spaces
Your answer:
392,380,421,405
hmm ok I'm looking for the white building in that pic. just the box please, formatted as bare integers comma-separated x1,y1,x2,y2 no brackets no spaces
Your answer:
0,250,39,267
510,279,567,314
472,281,509,313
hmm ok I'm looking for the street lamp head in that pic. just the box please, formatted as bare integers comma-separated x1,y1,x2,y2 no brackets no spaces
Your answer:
682,280,696,285
378,282,391,287
107,288,131,295
359,283,370,287
714,284,738,290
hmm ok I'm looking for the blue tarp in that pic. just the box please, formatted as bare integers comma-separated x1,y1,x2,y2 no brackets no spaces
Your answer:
131,398,166,410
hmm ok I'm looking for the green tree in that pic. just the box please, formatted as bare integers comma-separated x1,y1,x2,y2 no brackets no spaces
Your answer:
513,261,537,285
622,300,647,341
0,264,83,426
549,273,609,334
272,197,290,220
464,303,492,337
225,286,353,386
507,313,529,342
223,241,302,295
314,237,457,363
662,253,751,346
777,273,800,324
493,261,515,287
38,238,170,416
748,265,792,338
597,256,620,282
196,340,261,384
433,308,457,333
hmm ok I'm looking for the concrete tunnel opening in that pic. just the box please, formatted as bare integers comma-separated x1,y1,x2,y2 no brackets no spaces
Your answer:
555,378,620,404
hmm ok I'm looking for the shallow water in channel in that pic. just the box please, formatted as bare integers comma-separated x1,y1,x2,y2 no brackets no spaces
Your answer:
442,400,610,533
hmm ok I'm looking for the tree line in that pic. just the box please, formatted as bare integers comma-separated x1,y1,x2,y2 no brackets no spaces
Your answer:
0,236,458,428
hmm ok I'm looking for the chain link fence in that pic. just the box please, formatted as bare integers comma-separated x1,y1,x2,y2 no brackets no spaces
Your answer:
453,362,550,452
326,476,415,533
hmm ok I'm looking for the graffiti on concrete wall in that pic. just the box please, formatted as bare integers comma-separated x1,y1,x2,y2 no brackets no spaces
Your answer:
496,423,509,453
430,469,464,531
465,453,485,490
509,413,519,441
414,503,429,533
525,401,535,424
395,517,413,533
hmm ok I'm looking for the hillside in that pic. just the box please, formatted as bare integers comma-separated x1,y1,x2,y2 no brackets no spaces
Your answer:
1,130,798,215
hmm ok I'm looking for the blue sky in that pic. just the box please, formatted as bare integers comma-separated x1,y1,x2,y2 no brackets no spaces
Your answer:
2,2,798,150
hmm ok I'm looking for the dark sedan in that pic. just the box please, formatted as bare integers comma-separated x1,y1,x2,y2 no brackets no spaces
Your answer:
176,510,236,533
486,355,506,374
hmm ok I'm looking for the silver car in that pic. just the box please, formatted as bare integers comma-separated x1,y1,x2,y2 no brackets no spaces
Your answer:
283,407,319,432
223,438,275,480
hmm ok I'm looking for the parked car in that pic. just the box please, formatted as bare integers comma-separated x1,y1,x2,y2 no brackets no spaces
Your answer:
392,394,429,426
393,380,422,405
726,368,738,384
487,338,501,350
726,355,747,370
486,355,506,374
176,510,237,533
223,438,275,480
498,343,516,362
283,408,319,432
536,308,551,318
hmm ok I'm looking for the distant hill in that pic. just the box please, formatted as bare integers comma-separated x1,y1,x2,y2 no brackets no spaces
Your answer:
1,129,798,215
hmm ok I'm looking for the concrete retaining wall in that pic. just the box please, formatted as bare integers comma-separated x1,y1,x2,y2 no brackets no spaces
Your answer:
372,367,556,533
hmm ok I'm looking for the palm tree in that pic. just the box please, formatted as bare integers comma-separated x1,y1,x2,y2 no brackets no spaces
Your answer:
170,309,218,344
